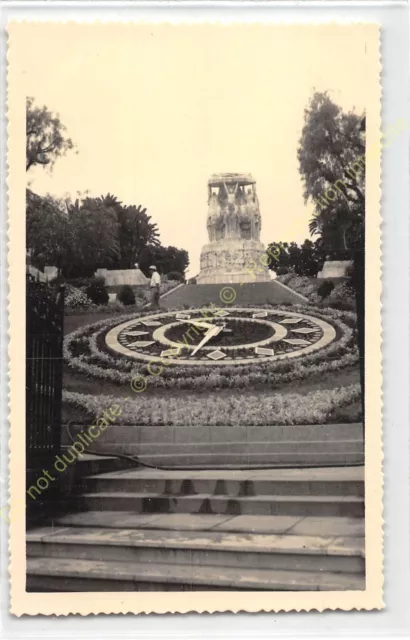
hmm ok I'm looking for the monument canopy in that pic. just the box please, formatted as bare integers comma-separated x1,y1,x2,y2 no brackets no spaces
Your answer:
208,173,255,187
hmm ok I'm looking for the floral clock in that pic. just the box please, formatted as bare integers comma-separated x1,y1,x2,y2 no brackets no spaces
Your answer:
105,307,337,366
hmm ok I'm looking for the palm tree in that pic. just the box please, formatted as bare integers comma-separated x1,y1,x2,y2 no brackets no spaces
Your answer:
117,204,160,268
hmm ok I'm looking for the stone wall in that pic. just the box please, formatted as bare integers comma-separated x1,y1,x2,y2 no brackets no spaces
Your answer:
27,265,47,282
317,260,353,279
95,268,149,286
44,266,58,280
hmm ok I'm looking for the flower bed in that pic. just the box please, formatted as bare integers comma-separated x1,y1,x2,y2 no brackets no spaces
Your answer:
65,284,94,310
63,383,361,426
64,304,359,390
64,280,181,315
276,274,356,310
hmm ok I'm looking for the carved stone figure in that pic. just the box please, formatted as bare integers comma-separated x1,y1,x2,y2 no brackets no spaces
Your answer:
198,173,270,284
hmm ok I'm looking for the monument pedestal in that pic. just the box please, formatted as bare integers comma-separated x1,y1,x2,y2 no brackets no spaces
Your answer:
197,239,271,284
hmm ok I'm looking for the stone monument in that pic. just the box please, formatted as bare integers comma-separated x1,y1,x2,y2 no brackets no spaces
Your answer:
197,173,271,284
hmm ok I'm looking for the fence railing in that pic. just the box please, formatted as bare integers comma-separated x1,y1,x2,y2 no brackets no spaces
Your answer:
26,278,64,526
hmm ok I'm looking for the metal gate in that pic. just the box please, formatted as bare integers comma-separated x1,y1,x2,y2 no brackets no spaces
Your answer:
26,278,64,526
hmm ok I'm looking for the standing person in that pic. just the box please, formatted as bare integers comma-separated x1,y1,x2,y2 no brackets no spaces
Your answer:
149,265,161,308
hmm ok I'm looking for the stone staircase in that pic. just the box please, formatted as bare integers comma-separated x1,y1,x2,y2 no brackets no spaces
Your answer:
160,281,306,309
27,464,365,592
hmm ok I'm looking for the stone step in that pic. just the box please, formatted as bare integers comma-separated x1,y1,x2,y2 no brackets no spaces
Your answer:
54,512,366,538
67,423,364,467
76,491,364,517
26,557,365,592
117,452,364,468
58,454,135,497
108,440,364,456
71,423,363,446
83,473,364,497
71,454,133,477
27,526,365,574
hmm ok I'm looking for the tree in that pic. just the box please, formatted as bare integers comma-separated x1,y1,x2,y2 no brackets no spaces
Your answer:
298,91,365,257
298,239,325,277
138,245,189,277
26,188,190,282
266,242,291,272
63,195,120,277
116,202,160,269
26,189,69,271
26,97,75,172
27,191,121,278
266,239,325,276
298,91,365,414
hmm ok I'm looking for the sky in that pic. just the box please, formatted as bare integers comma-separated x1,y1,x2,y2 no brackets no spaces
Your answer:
21,24,371,276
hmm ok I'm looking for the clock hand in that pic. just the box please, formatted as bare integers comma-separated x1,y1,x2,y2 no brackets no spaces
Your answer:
183,319,215,332
191,323,224,356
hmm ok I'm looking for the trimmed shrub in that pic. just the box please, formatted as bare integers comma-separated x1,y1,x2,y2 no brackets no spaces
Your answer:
317,279,335,300
326,281,356,311
117,285,136,306
85,279,109,305
188,277,197,285
276,266,289,275
166,271,185,282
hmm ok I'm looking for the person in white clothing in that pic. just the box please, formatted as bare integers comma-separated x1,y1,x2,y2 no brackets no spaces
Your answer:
149,265,161,307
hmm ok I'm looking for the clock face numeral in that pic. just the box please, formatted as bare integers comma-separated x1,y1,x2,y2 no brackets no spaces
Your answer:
141,320,162,327
123,331,149,337
291,328,318,335
105,308,336,366
255,346,274,356
126,340,155,348
207,350,227,361
280,318,303,324
161,349,179,357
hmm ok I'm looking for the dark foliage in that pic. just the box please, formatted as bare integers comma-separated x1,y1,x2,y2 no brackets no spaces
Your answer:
166,271,185,282
317,279,335,300
117,285,136,306
85,280,109,305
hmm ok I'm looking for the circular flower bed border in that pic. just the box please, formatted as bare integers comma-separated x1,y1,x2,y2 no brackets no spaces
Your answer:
64,304,359,390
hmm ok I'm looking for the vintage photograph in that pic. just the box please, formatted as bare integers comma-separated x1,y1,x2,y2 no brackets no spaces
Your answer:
7,22,383,611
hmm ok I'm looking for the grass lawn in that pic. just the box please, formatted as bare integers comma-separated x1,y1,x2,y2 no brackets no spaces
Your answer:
64,311,137,335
